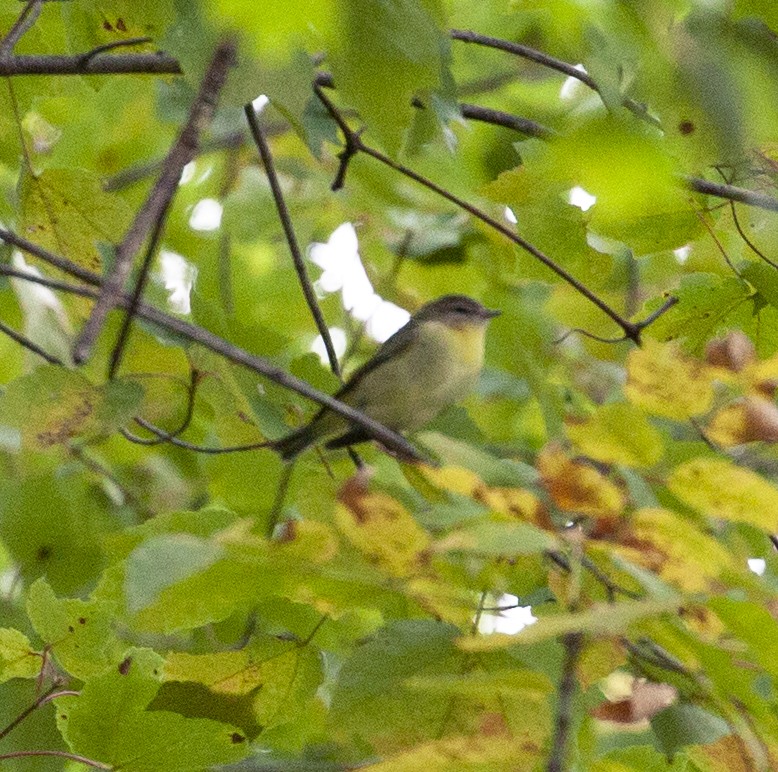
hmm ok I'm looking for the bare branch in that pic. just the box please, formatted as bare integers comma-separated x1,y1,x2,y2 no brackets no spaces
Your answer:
0,318,62,365
314,86,642,344
547,631,583,772
687,176,778,214
0,0,43,59
0,51,181,76
73,39,236,365
0,239,424,461
244,101,342,377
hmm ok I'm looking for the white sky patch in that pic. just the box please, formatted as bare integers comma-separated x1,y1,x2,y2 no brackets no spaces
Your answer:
11,252,61,312
159,250,196,314
504,206,518,225
252,94,270,113
477,594,537,636
674,245,691,264
748,558,767,576
312,327,347,364
309,222,411,346
189,198,223,231
180,161,196,185
568,186,597,211
560,64,588,100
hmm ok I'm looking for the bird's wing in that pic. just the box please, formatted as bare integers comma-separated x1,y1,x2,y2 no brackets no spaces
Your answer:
334,317,419,402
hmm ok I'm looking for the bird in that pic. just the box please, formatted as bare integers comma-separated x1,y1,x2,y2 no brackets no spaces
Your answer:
274,294,500,459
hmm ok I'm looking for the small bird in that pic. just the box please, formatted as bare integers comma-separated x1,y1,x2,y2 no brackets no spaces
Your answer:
275,294,500,459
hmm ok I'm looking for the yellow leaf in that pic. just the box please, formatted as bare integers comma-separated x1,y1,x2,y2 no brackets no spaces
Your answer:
538,446,626,520
415,464,483,498
335,485,430,578
566,403,663,467
614,508,734,592
625,340,714,419
668,458,778,530
364,734,533,771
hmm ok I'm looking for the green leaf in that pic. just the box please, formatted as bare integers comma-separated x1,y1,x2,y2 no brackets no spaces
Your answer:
651,703,730,757
330,620,463,752
434,520,555,557
330,0,448,154
56,647,249,771
26,578,119,679
566,402,664,467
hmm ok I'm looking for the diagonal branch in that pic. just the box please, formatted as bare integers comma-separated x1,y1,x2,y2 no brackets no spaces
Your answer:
0,0,43,59
0,236,423,460
687,176,778,214
314,85,643,343
244,101,342,377
450,28,657,125
72,38,236,365
0,317,62,365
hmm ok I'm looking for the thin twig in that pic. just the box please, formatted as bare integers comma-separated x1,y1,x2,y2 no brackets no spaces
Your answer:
0,751,110,769
78,36,153,66
314,85,643,344
449,29,657,125
0,318,62,364
0,682,61,742
125,369,200,446
0,241,423,460
244,101,342,376
121,422,271,454
0,0,43,59
546,550,641,601
73,38,237,365
547,631,583,772
267,462,294,537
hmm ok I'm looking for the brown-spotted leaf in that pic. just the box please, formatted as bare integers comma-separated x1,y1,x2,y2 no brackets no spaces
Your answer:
614,508,734,592
336,473,430,578
593,680,678,724
0,366,143,450
538,445,626,526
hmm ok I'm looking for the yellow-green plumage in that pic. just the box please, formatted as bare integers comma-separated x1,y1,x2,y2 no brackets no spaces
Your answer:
275,295,499,459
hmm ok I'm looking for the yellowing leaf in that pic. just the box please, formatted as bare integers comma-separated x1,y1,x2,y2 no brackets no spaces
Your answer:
0,628,40,683
365,734,532,771
19,168,132,307
625,340,714,419
538,446,626,521
614,508,734,592
415,464,483,498
336,480,430,578
566,403,663,468
668,458,778,530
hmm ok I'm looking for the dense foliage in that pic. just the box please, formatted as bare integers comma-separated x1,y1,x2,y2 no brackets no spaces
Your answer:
1,1,778,770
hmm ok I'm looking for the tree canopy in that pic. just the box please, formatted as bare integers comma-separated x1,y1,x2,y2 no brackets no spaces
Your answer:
0,1,778,770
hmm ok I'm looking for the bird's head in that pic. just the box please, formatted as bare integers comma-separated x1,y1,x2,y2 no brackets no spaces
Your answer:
413,294,501,329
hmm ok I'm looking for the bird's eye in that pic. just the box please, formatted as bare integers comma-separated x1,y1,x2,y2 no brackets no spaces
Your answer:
454,305,469,314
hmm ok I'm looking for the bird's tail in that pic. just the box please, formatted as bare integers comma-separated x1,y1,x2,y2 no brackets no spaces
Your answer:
273,425,316,461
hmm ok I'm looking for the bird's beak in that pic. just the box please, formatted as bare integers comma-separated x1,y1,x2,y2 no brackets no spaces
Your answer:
482,307,501,319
